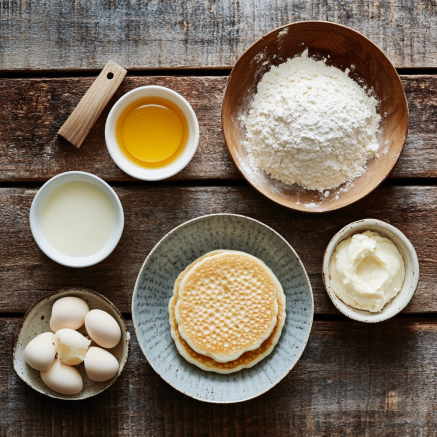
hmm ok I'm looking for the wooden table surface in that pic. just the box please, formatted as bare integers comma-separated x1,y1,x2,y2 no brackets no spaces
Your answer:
1,1,437,436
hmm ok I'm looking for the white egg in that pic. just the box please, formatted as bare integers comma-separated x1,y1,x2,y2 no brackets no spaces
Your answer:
24,332,55,371
53,328,91,365
84,347,120,382
50,296,89,332
41,360,83,395
85,310,121,348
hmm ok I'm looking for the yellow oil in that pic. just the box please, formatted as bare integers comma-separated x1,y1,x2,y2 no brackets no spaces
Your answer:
115,97,189,168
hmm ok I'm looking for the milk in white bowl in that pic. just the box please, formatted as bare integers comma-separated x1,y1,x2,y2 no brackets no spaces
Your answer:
30,172,124,268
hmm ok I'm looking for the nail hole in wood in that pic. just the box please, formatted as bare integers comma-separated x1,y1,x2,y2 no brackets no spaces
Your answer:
107,72,114,79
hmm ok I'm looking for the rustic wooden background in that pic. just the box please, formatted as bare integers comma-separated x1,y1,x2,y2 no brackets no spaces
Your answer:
1,1,437,436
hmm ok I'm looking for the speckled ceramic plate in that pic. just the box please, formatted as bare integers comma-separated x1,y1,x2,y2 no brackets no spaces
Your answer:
132,214,313,403
13,288,130,400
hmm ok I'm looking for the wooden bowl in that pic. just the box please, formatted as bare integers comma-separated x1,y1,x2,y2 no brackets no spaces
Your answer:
222,21,409,213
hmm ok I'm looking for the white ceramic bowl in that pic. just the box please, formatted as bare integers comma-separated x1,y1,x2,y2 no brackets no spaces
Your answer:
13,288,130,400
30,171,124,268
323,219,419,323
105,86,199,180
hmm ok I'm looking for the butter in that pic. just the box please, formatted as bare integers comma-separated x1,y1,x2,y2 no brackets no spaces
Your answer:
329,231,405,312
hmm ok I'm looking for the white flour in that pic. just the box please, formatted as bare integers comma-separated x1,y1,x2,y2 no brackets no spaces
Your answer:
241,50,381,192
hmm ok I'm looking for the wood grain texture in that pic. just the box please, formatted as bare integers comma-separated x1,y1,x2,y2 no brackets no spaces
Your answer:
1,0,437,70
0,77,229,182
1,184,436,314
0,76,436,182
58,61,127,148
2,317,437,436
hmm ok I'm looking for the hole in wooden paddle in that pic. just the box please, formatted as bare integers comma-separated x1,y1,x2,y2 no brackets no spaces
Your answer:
107,72,114,79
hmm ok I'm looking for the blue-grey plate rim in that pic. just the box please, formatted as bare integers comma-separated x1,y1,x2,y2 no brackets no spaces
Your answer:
131,213,314,403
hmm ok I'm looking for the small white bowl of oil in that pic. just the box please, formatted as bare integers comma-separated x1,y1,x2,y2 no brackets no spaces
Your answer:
105,85,199,181
30,172,124,268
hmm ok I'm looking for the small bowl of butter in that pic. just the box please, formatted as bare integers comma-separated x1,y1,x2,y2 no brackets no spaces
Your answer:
323,219,419,323
30,171,124,268
105,85,199,181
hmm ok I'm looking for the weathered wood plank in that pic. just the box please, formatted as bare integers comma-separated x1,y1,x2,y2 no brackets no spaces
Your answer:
2,318,437,436
392,76,437,178
0,76,436,182
1,1,437,70
0,77,231,182
0,185,435,314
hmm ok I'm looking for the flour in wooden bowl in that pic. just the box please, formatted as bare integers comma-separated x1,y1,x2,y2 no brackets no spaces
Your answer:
240,49,381,192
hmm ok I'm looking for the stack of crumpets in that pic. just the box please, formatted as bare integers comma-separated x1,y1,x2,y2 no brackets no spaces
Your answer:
169,250,286,373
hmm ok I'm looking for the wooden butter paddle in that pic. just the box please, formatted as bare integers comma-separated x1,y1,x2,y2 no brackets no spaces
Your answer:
58,61,127,149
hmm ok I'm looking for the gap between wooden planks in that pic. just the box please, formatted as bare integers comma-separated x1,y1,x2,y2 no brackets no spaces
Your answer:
1,0,437,70
2,318,437,436
0,184,436,314
0,76,436,182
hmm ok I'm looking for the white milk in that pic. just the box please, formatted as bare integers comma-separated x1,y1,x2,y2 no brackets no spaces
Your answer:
40,181,117,257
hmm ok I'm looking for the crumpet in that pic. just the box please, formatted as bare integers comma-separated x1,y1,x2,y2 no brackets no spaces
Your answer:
169,250,286,373
175,251,278,362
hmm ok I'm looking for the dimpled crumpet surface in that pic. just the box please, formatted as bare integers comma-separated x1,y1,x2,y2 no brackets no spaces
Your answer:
169,250,286,373
175,252,278,362
132,214,314,403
